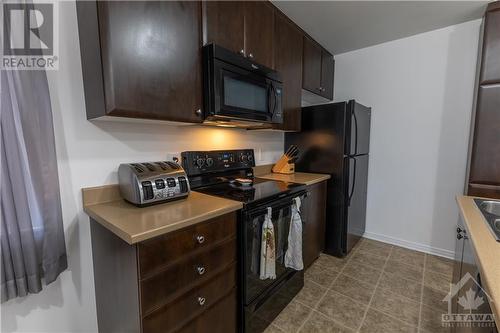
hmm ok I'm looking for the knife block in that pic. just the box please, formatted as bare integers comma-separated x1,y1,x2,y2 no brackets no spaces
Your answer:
272,163,295,174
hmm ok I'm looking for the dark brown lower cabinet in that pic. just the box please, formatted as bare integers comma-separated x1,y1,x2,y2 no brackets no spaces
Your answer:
303,181,328,269
90,212,238,333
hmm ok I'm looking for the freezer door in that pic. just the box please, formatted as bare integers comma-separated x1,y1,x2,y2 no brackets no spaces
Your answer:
345,154,369,253
347,101,371,156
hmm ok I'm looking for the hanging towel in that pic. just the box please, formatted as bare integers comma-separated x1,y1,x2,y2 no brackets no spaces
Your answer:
285,197,304,270
260,207,276,280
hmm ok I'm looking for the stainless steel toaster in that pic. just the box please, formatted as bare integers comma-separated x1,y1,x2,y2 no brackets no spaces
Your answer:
118,161,190,207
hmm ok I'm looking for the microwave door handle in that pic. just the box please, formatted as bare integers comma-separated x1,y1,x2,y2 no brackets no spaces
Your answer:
269,85,276,117
267,85,272,115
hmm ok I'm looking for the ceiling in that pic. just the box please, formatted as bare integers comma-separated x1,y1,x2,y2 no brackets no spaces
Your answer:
272,1,489,55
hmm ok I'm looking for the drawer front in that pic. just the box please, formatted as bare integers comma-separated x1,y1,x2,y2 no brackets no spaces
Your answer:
142,265,236,333
176,289,237,333
140,238,236,315
138,212,237,277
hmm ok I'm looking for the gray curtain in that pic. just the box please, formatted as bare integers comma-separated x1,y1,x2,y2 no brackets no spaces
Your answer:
1,68,67,302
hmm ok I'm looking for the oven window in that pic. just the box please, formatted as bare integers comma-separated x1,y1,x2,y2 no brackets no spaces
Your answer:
223,76,268,112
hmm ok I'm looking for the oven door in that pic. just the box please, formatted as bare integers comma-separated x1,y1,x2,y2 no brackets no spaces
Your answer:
212,60,277,123
243,195,298,305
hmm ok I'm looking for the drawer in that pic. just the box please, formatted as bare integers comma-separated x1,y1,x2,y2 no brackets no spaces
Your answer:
176,289,237,333
140,237,236,315
142,265,237,333
138,212,236,277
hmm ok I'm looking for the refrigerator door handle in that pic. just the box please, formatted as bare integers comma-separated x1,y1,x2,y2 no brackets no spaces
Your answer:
353,110,359,155
348,156,357,206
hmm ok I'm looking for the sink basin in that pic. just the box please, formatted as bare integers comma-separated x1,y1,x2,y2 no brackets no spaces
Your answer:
480,201,500,216
474,198,500,241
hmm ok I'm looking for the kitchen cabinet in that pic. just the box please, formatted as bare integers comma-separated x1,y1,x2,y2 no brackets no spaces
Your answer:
273,11,303,132
302,36,335,100
467,2,500,199
77,1,204,123
452,220,497,333
303,181,328,269
203,1,275,69
90,212,238,333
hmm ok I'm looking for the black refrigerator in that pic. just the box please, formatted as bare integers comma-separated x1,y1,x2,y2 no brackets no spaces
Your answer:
285,100,371,257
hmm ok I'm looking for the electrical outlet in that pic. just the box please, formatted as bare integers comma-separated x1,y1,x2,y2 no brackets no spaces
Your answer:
166,152,181,163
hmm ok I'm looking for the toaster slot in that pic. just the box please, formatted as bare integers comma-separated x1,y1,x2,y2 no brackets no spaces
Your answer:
178,177,188,193
142,181,154,200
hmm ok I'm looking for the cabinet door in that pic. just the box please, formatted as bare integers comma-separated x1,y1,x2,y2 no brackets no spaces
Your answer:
303,181,327,269
320,50,334,100
97,1,203,122
203,1,245,55
244,1,275,68
273,12,303,131
302,36,322,94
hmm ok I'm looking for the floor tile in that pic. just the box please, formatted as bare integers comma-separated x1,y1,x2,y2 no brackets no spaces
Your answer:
370,287,421,327
294,279,327,308
357,239,393,258
299,311,354,333
305,262,339,288
360,308,418,333
422,286,448,311
342,261,382,285
378,272,422,302
384,260,424,282
273,300,312,333
314,254,348,273
419,304,450,333
426,255,454,279
424,270,451,292
316,290,367,330
331,274,376,305
389,246,425,268
350,251,387,270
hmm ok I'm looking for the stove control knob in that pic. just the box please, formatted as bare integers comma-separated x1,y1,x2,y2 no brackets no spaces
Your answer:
196,158,205,168
240,155,248,163
206,157,214,167
247,154,253,162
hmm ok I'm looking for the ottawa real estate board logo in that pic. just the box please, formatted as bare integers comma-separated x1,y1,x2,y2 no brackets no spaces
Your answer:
2,2,58,70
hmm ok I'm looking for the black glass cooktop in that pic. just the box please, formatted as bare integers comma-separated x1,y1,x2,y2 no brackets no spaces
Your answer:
194,178,305,206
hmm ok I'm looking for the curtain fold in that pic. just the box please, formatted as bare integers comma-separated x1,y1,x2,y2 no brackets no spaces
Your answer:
1,68,67,302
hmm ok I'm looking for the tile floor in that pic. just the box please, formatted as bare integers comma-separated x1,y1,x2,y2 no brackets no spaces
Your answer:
266,238,455,333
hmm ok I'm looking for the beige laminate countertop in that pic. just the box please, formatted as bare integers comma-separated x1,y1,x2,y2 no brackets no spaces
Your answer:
82,185,242,244
456,196,500,326
257,172,331,186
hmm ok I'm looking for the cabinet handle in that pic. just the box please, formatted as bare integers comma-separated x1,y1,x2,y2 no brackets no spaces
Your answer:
196,266,206,275
239,49,245,56
248,53,254,59
198,297,206,306
196,235,205,244
195,109,202,116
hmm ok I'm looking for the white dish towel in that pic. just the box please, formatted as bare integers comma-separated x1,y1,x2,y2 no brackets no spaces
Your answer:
285,197,304,271
260,207,276,280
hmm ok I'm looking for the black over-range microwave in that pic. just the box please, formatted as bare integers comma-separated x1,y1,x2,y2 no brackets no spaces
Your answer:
203,44,283,129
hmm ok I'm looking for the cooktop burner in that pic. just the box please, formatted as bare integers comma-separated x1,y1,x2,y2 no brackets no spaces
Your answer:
195,178,304,205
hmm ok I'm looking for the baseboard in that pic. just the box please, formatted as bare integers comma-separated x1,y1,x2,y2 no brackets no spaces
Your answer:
362,231,455,260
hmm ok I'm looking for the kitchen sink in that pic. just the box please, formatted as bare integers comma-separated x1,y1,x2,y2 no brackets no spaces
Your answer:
474,198,500,241
480,200,500,216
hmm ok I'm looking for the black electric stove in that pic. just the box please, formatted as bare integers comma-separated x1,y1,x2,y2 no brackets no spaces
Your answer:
182,149,306,333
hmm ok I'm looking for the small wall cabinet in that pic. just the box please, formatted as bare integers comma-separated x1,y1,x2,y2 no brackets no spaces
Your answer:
302,36,335,100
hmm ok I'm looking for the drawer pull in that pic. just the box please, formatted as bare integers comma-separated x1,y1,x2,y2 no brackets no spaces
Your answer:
196,235,205,244
196,266,206,275
198,297,206,306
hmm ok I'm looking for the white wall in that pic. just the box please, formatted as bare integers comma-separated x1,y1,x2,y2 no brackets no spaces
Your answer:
334,19,481,258
0,2,284,332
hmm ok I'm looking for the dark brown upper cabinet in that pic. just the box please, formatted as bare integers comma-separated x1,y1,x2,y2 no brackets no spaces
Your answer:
203,1,275,69
273,11,303,131
467,2,500,199
77,1,204,123
302,36,334,100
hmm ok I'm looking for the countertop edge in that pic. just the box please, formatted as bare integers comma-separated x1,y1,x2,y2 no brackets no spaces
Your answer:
257,172,331,186
456,195,500,327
